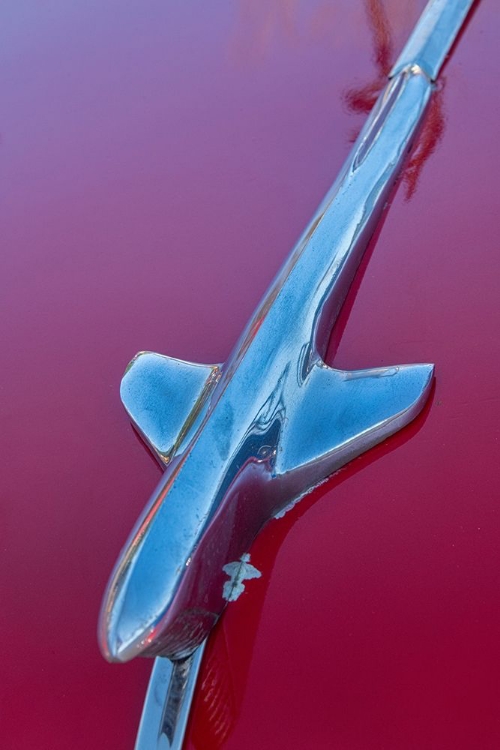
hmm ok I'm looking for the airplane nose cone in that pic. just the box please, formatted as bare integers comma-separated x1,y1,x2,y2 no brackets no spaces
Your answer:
99,630,128,664
98,437,218,662
97,486,189,663
98,587,153,663
98,552,168,663
99,617,152,664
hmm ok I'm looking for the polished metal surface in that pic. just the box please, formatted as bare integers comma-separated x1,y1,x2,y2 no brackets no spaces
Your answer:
100,0,475,663
99,63,436,665
121,353,221,467
96,1,477,747
390,0,475,81
135,643,206,750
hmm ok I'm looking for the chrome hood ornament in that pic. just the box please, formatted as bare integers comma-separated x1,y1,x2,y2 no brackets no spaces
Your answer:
99,1,476,746
99,0,474,730
100,53,436,662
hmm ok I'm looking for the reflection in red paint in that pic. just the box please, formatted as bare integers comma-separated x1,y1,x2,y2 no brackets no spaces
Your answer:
403,85,446,199
343,0,445,200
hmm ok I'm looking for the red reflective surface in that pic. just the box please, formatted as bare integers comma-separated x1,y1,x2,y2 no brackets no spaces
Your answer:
1,1,499,748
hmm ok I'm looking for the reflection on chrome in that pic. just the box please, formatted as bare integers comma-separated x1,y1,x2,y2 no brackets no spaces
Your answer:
135,644,206,750
99,1,474,748
101,62,435,665
343,0,447,200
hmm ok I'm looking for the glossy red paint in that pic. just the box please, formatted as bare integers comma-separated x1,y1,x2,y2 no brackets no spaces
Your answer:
1,1,499,748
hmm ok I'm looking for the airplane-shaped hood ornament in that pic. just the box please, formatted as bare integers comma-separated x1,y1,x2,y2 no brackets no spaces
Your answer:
99,0,473,667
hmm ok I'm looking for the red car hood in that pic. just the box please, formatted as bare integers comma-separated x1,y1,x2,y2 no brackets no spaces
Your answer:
2,1,499,748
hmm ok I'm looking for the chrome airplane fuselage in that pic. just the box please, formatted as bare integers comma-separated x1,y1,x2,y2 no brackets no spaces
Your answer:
100,63,437,663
